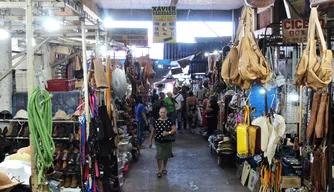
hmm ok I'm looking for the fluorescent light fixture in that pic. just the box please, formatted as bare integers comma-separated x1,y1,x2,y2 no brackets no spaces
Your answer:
213,50,218,54
32,38,36,47
259,88,266,94
103,17,113,28
43,18,60,31
204,52,209,57
0,28,9,40
158,64,163,69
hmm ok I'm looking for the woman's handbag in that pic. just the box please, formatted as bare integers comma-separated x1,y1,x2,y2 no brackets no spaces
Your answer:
163,126,176,142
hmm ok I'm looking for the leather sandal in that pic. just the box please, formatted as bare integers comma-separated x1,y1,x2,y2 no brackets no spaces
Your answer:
70,175,78,188
64,175,72,188
157,172,162,178
162,169,167,174
62,150,69,161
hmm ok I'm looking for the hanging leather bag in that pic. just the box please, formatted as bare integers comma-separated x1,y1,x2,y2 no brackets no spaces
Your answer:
221,7,247,85
238,7,270,85
306,93,321,140
294,8,332,90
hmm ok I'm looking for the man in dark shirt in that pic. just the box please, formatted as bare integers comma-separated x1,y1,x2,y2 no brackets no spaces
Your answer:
180,86,188,130
151,89,159,104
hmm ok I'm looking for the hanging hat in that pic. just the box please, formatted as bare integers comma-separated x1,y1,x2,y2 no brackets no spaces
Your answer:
0,110,13,119
0,172,22,190
0,160,31,185
13,110,28,120
53,110,70,120
112,68,127,99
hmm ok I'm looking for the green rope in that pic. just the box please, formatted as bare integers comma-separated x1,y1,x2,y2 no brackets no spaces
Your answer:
28,88,55,184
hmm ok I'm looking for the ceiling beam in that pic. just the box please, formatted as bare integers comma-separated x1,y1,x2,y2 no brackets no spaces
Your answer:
102,9,233,22
4,25,100,31
0,15,81,21
11,31,107,38
0,1,64,8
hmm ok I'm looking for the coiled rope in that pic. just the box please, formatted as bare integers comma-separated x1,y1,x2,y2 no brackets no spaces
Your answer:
28,88,55,184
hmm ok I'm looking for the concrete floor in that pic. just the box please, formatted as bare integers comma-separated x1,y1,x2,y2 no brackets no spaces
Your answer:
122,131,249,192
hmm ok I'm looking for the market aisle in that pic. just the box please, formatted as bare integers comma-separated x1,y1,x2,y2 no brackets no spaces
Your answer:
122,132,248,192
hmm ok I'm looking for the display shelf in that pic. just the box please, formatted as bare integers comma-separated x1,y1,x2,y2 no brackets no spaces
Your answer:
0,119,80,123
6,137,70,140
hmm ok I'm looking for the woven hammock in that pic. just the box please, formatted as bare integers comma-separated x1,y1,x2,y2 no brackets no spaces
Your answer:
245,0,275,8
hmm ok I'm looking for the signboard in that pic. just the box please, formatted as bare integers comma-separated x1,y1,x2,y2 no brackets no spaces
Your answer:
282,18,326,43
152,6,177,43
109,28,148,47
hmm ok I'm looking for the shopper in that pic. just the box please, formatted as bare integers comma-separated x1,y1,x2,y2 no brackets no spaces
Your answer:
151,89,159,104
187,91,199,134
152,92,166,120
149,107,176,178
173,87,184,133
180,86,188,130
206,95,219,136
195,83,207,102
164,92,175,124
135,96,148,149
202,93,209,129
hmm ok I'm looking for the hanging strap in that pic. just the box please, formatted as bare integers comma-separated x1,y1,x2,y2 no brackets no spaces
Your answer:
244,105,250,125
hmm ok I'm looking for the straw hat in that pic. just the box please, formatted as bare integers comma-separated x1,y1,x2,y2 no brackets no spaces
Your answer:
0,172,21,190
0,160,31,185
13,110,28,120
53,110,70,120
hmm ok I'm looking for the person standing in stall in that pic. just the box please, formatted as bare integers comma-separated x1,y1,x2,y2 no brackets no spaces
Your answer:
187,91,199,134
206,95,219,136
151,89,159,104
164,92,176,124
195,83,207,102
173,87,184,133
135,96,148,149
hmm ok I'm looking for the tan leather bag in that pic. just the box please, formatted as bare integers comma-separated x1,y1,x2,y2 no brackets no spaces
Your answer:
306,93,321,140
238,7,270,84
92,58,109,89
315,93,328,138
294,7,332,90
221,6,247,85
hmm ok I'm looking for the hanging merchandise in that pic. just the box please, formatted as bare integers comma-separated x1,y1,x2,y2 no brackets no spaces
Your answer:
112,68,127,99
264,47,286,90
91,57,109,89
294,7,332,90
221,6,270,90
28,88,54,184
245,0,275,8
236,105,250,156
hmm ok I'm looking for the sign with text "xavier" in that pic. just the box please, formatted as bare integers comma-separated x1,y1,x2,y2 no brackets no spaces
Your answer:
110,28,148,47
152,6,177,43
282,18,326,43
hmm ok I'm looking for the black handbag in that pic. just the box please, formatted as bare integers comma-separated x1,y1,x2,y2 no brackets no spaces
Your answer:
163,126,175,142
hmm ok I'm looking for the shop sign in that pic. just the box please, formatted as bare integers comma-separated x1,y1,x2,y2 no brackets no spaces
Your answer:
109,28,148,47
152,6,177,43
282,18,326,43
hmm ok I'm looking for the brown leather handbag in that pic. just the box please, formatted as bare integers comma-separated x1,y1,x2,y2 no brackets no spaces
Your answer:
294,7,332,90
306,93,321,140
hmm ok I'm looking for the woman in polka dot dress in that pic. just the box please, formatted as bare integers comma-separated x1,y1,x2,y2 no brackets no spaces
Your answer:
149,107,176,178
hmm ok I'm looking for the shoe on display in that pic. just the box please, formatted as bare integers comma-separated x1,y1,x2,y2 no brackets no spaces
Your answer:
64,175,72,188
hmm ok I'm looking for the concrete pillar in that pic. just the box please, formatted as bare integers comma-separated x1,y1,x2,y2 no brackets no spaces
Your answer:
0,35,13,112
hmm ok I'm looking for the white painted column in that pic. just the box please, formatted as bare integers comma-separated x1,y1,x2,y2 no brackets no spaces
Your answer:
0,35,13,112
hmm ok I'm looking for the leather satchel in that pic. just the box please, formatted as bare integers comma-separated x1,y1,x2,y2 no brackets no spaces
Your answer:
294,7,332,90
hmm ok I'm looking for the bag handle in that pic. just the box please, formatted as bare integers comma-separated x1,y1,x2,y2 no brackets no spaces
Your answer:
244,105,250,126
313,8,327,52
233,6,248,47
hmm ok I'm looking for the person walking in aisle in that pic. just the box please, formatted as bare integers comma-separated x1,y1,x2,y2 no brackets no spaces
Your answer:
206,95,219,136
180,86,188,130
187,91,199,134
173,87,184,133
164,92,176,124
149,107,176,178
195,83,207,102
202,93,209,129
151,89,159,104
135,96,148,149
